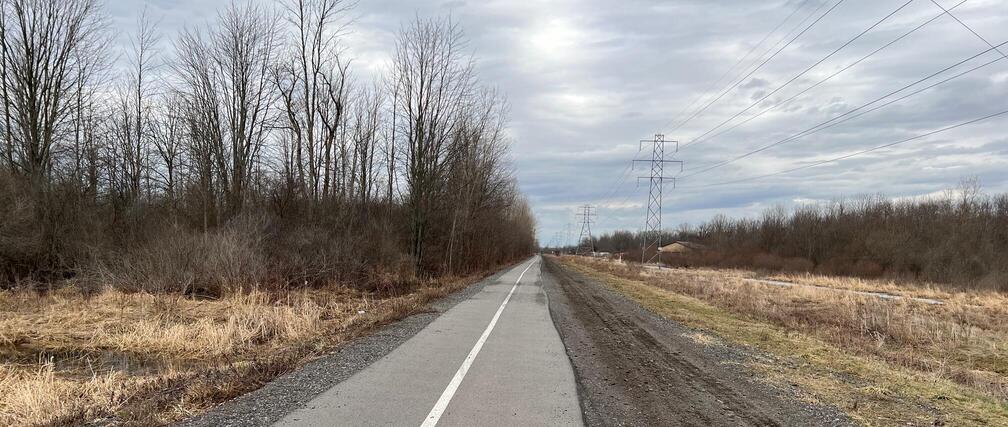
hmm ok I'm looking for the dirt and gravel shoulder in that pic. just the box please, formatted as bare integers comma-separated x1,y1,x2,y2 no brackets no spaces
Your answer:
542,257,851,426
178,267,510,427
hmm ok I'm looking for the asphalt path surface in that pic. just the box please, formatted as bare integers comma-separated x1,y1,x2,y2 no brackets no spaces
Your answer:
276,256,583,427
186,256,849,426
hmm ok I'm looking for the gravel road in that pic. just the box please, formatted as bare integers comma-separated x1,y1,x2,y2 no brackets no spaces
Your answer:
542,258,852,426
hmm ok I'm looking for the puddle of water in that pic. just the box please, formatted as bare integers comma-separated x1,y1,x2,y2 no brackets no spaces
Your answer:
5,345,174,377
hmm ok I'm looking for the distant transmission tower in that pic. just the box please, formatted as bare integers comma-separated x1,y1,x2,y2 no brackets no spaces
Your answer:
576,205,597,256
565,222,573,254
634,134,682,264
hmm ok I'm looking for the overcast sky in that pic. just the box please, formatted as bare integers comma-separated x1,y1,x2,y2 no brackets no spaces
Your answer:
108,0,1008,245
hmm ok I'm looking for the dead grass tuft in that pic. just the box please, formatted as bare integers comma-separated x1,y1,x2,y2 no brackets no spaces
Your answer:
0,273,480,426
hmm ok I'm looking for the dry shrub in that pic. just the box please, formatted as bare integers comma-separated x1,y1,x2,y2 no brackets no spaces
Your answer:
978,271,1007,291
0,173,45,282
816,257,854,276
592,185,1008,290
752,253,784,271
781,257,814,272
851,259,884,278
98,219,267,295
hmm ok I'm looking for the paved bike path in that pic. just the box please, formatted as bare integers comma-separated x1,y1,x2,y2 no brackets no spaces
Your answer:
276,256,582,427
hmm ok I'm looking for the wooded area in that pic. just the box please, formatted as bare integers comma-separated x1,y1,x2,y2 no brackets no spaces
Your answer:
0,0,536,293
588,180,1008,290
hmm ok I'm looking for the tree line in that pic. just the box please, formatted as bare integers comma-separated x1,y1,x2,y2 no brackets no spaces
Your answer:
580,180,1007,290
0,0,536,292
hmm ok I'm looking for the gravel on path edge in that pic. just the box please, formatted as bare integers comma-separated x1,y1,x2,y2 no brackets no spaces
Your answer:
541,257,852,426
177,265,514,427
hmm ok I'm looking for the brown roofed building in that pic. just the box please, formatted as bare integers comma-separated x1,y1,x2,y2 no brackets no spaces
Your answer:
658,241,709,254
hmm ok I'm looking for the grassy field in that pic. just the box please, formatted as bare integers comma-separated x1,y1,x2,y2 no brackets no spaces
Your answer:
0,274,483,426
557,256,1008,426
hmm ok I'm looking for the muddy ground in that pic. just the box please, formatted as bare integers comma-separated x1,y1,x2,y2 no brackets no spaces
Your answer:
542,258,850,426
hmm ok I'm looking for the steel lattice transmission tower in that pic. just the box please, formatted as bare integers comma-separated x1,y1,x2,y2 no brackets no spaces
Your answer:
634,134,683,264
576,205,597,256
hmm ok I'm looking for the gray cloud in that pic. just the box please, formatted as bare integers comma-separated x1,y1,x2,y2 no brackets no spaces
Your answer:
107,0,1008,245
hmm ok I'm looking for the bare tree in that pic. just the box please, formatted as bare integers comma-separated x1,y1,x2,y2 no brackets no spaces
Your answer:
444,87,510,273
274,0,351,200
391,16,474,272
383,85,398,204
174,27,219,229
0,0,538,291
110,10,159,203
174,2,280,218
350,83,383,203
151,91,184,205
0,0,110,183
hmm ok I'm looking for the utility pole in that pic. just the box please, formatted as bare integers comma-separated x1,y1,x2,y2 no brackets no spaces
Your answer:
633,134,682,265
576,205,597,256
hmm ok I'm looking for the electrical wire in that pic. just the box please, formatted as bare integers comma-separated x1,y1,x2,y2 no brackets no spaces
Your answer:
680,39,1008,179
681,0,917,151
668,0,846,134
691,108,1008,188
683,0,971,151
659,0,813,132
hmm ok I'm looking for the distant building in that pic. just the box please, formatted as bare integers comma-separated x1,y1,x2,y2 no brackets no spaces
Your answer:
658,241,709,254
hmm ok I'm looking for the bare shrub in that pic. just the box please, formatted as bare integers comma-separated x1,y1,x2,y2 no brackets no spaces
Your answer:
0,173,44,281
591,182,1008,290
752,253,784,271
96,217,267,295
851,259,884,278
815,257,852,276
781,257,815,273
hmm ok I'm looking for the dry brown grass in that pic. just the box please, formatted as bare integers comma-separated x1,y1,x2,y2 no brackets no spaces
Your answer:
0,274,479,426
560,256,1008,425
767,271,1007,305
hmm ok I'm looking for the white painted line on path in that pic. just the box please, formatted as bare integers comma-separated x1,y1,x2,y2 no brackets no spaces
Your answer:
420,258,539,427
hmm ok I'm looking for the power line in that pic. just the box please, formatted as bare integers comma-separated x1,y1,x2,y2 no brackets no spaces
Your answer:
691,108,1008,188
595,1,829,234
680,38,1008,179
668,0,846,134
683,0,969,151
593,136,666,233
927,0,1008,59
660,0,813,132
681,0,916,151
595,186,639,230
596,0,1005,238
